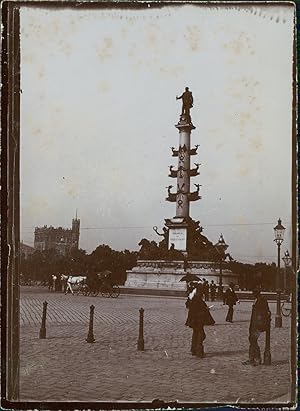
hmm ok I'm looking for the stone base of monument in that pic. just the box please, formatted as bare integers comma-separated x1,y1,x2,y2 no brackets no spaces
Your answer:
125,260,239,290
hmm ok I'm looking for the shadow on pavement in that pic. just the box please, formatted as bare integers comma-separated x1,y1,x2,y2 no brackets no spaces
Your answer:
205,349,248,357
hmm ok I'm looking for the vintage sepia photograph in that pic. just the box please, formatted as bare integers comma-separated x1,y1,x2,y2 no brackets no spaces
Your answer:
2,1,297,408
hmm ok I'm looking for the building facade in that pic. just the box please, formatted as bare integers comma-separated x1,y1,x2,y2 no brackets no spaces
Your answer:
34,216,80,255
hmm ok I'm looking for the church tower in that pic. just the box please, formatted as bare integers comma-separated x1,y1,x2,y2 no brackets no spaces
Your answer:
71,210,80,249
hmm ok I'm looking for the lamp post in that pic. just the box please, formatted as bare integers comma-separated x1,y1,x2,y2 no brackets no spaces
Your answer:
282,249,296,402
215,234,228,298
273,218,285,328
282,250,290,294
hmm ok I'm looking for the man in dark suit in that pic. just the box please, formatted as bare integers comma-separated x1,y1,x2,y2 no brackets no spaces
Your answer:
243,289,271,366
185,284,215,358
224,283,239,322
210,280,217,301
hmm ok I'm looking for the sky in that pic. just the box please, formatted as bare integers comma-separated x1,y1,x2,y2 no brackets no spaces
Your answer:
20,3,295,264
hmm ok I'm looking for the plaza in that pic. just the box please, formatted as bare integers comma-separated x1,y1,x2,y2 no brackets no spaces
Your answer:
19,286,291,404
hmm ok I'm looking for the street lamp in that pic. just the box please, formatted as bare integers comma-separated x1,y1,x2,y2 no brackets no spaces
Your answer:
273,218,285,328
215,233,228,297
282,250,291,293
282,249,296,402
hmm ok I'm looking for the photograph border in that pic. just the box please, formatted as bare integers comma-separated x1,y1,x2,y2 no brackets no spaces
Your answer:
1,1,298,409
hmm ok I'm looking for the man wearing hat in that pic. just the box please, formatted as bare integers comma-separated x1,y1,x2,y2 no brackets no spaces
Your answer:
224,282,239,322
185,283,215,358
243,288,271,366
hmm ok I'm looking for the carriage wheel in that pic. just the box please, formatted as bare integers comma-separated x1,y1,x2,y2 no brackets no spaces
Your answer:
101,285,111,298
281,302,291,317
82,286,89,296
110,285,120,298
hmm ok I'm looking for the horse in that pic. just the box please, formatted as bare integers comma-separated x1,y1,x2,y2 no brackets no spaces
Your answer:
60,275,87,294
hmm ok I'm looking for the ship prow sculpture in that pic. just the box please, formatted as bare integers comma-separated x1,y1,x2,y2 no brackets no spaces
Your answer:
126,89,238,291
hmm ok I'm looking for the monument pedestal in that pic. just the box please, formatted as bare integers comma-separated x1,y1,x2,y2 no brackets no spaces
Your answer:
126,260,186,290
126,260,239,290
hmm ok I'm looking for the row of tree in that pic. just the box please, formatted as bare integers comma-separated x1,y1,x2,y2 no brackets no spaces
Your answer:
227,261,290,292
20,243,288,291
20,245,138,285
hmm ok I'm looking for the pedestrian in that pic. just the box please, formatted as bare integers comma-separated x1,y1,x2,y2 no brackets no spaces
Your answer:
62,275,68,293
185,284,215,358
210,280,217,301
224,283,239,322
65,276,74,295
52,274,57,292
48,273,53,292
243,289,271,366
203,280,209,301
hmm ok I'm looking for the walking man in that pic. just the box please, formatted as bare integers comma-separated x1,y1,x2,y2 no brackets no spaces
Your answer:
225,283,239,322
243,289,271,366
203,280,210,301
210,280,217,301
65,276,74,295
185,284,215,358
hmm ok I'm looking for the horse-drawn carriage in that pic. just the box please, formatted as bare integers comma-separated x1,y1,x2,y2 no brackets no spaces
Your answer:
76,270,120,298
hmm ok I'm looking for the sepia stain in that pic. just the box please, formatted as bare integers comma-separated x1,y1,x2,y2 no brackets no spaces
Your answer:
128,42,137,58
184,25,201,52
38,66,45,79
96,37,114,62
238,112,251,128
235,216,247,225
60,42,72,58
158,65,184,78
215,142,224,150
29,197,50,216
97,81,111,94
121,27,128,38
249,136,263,151
224,32,254,55
67,187,78,199
32,127,42,135
238,165,250,177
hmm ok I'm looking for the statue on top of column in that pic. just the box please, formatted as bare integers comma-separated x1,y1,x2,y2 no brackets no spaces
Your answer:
176,87,194,121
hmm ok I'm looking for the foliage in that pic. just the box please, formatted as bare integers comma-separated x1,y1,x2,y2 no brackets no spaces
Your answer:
20,245,137,285
228,260,277,291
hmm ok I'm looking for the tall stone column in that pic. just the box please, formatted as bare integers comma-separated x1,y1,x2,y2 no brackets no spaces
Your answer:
175,116,195,218
166,108,200,253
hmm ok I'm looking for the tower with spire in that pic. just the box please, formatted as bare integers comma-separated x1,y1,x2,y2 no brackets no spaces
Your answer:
71,209,80,249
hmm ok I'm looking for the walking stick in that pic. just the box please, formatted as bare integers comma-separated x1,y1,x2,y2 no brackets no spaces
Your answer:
86,305,95,343
137,308,145,351
39,301,48,339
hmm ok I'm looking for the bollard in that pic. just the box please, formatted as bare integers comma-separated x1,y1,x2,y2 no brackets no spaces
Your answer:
263,316,271,365
39,301,48,339
86,305,95,343
137,308,144,351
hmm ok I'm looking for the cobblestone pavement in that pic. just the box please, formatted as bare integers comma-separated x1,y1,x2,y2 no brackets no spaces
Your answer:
19,287,292,404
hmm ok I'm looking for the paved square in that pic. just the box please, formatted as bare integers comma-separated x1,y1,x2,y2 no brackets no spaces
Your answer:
19,287,291,404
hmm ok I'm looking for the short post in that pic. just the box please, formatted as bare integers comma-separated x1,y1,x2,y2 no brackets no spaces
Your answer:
263,316,271,365
86,304,95,343
137,308,144,351
39,301,48,339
